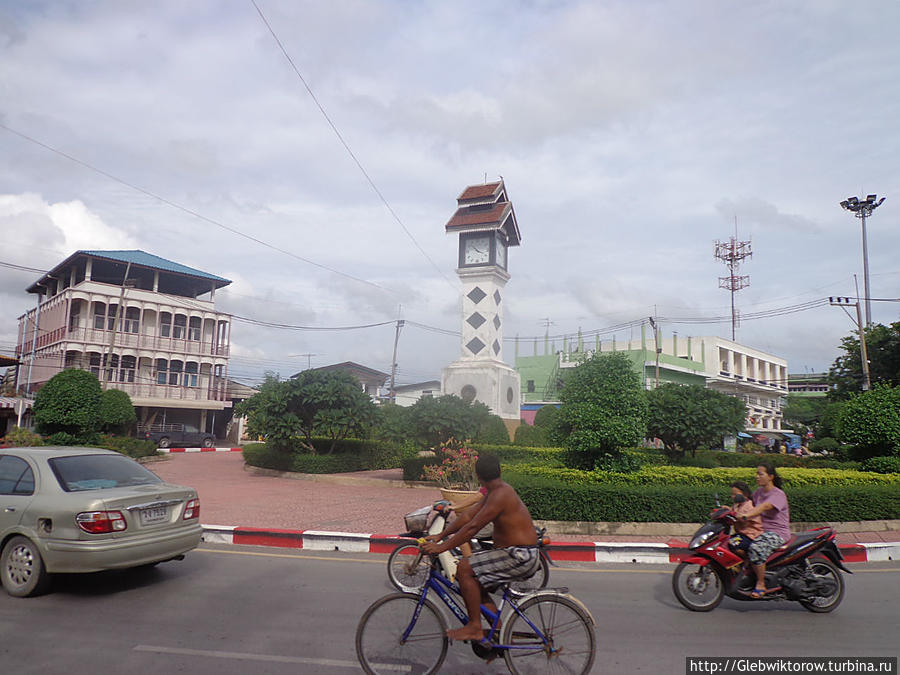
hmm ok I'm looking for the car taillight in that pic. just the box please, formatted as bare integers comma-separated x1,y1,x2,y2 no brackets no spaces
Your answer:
76,511,127,534
183,498,200,520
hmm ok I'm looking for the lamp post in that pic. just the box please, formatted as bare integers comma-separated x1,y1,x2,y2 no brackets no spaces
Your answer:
840,194,885,327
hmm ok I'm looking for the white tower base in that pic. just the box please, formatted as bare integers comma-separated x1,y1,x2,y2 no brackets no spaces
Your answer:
441,360,521,423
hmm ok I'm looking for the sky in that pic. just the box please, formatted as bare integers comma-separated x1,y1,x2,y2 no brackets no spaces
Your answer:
1,0,899,389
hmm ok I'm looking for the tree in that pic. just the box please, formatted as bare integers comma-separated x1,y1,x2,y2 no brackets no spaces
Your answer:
99,388,137,434
33,369,103,439
407,394,492,449
836,383,900,459
781,394,829,440
371,403,413,446
553,353,648,469
235,370,378,453
828,321,900,400
646,383,747,461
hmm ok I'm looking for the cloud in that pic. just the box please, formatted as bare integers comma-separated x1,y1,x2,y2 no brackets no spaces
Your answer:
715,197,821,234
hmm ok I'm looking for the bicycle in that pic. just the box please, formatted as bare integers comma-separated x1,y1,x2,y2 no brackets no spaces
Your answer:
356,543,596,674
388,501,552,595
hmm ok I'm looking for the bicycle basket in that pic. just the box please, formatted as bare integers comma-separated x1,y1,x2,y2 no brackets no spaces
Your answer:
403,505,432,533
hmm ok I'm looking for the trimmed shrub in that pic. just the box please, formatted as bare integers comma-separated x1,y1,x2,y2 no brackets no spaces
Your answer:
862,456,900,474
95,435,158,458
511,464,900,487
100,388,137,434
513,423,549,447
506,470,900,523
403,455,438,481
475,415,511,445
809,437,839,454
33,369,103,438
242,443,294,471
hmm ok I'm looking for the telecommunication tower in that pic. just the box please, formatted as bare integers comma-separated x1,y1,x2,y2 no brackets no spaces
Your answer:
714,233,752,341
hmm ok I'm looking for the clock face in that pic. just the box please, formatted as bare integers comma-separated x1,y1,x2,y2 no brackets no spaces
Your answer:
463,236,491,265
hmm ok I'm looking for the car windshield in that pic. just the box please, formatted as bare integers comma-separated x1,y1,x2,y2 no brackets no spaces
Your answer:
48,454,163,492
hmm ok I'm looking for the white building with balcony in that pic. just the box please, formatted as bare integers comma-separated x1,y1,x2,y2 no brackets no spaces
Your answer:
15,250,232,435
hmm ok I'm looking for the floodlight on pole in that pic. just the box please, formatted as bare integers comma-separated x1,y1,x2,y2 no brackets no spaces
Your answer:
840,193,885,327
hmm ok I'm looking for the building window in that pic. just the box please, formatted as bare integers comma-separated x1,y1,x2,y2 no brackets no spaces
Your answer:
168,360,183,386
156,358,168,384
120,355,136,383
527,380,535,393
173,314,187,339
184,362,198,387
188,317,201,341
160,312,172,338
89,353,102,377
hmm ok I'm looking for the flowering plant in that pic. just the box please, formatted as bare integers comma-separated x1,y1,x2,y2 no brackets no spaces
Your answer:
422,442,479,490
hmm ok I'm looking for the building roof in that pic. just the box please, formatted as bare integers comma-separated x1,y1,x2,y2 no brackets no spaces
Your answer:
292,361,390,382
27,249,231,294
393,380,441,392
80,250,231,283
0,355,19,368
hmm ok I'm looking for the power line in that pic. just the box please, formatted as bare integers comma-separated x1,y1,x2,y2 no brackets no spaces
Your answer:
249,0,455,291
0,122,392,293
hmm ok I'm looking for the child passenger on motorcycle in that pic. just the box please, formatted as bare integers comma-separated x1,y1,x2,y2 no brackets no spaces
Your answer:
728,480,762,555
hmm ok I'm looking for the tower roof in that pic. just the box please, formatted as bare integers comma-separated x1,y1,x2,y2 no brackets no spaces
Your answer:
445,179,521,246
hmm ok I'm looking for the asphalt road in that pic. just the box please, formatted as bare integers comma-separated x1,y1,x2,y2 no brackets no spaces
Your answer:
0,547,897,674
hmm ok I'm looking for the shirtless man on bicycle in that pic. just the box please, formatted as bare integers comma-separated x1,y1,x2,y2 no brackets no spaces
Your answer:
422,454,539,642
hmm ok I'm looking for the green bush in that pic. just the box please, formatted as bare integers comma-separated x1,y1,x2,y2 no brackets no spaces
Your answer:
533,404,560,429
402,455,439,481
33,369,103,437
1,426,44,447
474,444,565,466
95,435,158,458
809,437,839,454
100,388,137,434
862,456,900,474
243,439,405,474
46,431,80,446
513,423,549,447
242,443,294,471
506,470,900,523
475,415,511,445
511,463,900,487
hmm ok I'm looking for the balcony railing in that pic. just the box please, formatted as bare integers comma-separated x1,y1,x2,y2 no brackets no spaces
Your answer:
104,381,229,402
19,327,231,357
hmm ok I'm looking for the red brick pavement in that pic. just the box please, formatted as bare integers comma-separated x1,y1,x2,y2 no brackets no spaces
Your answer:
146,452,898,546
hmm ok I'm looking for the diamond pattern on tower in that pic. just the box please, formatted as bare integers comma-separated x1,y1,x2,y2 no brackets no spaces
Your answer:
493,290,501,305
493,340,501,355
468,287,487,304
466,337,486,355
467,312,486,329
493,315,501,330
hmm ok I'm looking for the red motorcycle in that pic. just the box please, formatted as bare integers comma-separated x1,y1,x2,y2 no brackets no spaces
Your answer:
672,503,850,613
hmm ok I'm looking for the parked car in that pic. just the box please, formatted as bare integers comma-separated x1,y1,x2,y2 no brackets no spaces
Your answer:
141,426,215,449
0,446,202,597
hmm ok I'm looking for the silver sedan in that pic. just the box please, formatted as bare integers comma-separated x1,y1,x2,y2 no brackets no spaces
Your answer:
0,446,202,597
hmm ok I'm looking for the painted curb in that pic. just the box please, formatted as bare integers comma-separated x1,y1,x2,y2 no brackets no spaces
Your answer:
158,447,243,453
200,525,900,564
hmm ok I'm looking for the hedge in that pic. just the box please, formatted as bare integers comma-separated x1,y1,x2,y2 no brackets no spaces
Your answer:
862,456,900,474
244,439,406,474
512,464,900,487
505,471,900,523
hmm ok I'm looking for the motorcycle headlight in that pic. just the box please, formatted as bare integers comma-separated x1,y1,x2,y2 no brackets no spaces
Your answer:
689,531,715,549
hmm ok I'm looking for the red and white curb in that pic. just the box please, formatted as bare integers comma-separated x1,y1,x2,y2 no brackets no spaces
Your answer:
200,526,899,563
158,447,243,453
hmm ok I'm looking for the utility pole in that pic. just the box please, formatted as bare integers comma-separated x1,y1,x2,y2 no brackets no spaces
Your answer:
714,223,752,341
102,262,131,390
648,315,661,388
389,319,404,403
829,292,871,391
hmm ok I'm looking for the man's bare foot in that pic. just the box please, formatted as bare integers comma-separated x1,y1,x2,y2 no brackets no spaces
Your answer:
447,625,485,642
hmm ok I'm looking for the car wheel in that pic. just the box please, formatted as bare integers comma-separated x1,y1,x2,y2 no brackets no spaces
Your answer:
158,436,171,448
1,536,51,598
201,437,214,448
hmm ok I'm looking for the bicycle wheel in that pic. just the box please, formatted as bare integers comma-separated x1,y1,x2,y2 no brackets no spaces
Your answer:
356,593,448,675
387,543,430,593
501,593,595,675
509,554,550,594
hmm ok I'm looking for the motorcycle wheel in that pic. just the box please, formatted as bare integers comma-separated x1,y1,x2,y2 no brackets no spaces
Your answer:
672,562,724,612
387,543,430,593
799,559,844,613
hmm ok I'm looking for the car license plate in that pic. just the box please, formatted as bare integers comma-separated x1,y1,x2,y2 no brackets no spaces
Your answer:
140,506,169,526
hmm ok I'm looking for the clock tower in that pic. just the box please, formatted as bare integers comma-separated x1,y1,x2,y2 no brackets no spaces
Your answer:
441,180,522,429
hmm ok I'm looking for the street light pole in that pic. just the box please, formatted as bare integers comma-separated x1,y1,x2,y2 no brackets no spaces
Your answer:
840,194,885,327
